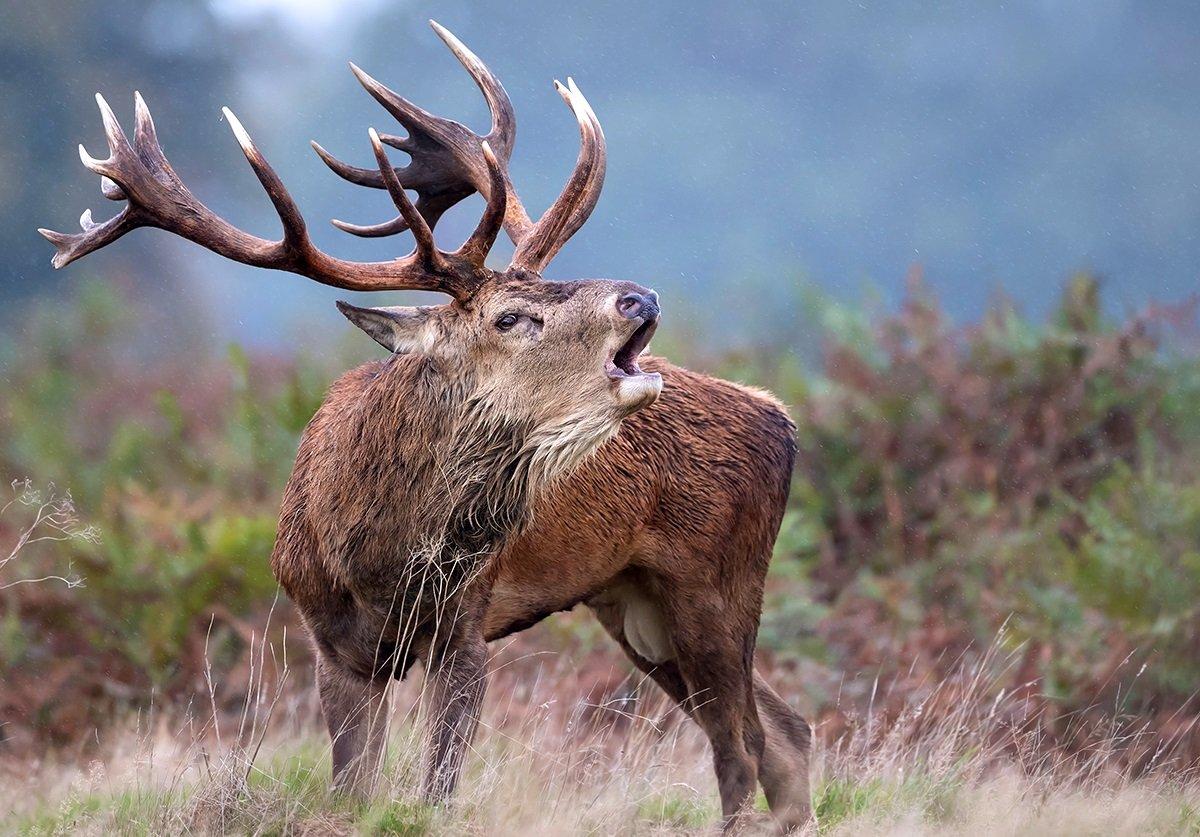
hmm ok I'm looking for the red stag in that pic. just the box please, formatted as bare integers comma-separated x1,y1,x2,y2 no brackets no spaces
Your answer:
40,21,811,830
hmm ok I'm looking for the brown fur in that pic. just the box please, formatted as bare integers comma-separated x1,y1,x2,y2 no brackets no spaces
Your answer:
492,357,813,829
272,348,812,830
43,20,813,829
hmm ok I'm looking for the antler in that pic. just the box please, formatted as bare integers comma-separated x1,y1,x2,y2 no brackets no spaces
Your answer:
312,20,606,275
39,91,507,302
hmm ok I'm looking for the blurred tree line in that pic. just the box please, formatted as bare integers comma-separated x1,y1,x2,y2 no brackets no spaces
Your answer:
2,0,237,303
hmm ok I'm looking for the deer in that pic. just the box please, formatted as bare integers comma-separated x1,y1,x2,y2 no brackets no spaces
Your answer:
39,22,813,832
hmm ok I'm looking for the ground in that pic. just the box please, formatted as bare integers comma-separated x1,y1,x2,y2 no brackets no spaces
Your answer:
4,620,1199,835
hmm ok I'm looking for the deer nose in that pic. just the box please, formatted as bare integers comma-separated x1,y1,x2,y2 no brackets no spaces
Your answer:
617,290,660,321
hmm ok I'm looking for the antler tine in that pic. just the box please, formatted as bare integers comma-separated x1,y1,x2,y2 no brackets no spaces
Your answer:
93,93,135,166
132,91,170,169
310,139,387,188
367,128,446,273
456,141,507,266
429,19,516,158
225,108,309,250
550,78,606,255
330,214,412,238
379,132,413,152
95,96,131,200
350,63,444,143
77,94,135,196
100,176,126,200
510,78,607,274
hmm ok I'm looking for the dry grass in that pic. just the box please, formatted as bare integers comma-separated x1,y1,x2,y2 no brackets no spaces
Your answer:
4,631,1200,836
0,652,719,836
0,478,94,592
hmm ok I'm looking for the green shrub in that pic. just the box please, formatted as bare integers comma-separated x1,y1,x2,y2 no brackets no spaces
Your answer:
3,276,1200,759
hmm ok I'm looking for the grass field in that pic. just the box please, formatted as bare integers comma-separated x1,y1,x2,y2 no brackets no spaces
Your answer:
4,623,1200,835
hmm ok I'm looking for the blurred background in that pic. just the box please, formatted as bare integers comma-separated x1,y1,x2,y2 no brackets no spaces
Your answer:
5,0,1200,342
4,0,1200,784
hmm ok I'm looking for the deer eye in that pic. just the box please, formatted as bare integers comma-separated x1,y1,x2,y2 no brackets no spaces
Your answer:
495,313,520,331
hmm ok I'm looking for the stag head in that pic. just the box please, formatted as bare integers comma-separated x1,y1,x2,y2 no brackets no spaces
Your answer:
40,21,663,429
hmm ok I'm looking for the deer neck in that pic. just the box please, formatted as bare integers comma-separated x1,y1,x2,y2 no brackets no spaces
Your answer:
366,356,543,569
350,354,621,606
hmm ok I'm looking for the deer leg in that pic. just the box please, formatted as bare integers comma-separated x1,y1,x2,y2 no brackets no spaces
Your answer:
590,585,762,831
594,596,814,832
753,672,814,831
317,653,389,797
420,626,488,802
673,630,763,830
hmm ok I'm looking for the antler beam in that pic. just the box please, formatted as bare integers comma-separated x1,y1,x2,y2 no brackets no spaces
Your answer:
40,21,601,294
39,91,506,301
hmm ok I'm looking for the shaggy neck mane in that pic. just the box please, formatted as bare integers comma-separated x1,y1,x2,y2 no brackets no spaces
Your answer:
296,350,623,678
343,355,613,603
359,354,620,561
363,355,534,557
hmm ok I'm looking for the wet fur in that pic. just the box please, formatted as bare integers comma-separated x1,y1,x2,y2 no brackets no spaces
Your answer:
492,356,812,828
272,352,536,682
271,354,813,829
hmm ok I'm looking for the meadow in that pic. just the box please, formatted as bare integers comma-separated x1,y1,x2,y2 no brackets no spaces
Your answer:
3,274,1200,833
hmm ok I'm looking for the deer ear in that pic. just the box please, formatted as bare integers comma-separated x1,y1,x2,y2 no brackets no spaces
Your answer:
336,301,438,355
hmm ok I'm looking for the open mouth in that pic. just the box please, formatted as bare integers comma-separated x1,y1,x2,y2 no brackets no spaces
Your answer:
606,315,659,379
